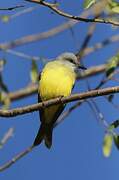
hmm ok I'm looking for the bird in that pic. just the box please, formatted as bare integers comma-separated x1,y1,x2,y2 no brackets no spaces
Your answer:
33,52,86,149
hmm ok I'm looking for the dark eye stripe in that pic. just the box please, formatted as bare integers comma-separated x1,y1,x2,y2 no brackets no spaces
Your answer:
69,60,76,64
67,58,75,64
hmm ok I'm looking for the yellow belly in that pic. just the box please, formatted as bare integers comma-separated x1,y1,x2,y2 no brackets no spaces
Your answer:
39,61,76,100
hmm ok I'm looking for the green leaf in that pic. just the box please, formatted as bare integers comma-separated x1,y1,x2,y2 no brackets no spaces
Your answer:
0,92,11,109
106,120,119,133
30,60,39,83
106,0,119,14
0,73,8,93
103,133,113,157
83,0,96,9
113,135,119,149
103,120,119,155
1,15,10,23
112,6,119,13
3,96,10,110
106,53,119,78
110,120,119,129
0,59,6,70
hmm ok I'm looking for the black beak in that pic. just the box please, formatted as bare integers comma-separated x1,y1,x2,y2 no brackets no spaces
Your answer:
77,64,87,70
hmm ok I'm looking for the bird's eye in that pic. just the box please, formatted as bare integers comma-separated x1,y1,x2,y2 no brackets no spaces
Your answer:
67,58,75,64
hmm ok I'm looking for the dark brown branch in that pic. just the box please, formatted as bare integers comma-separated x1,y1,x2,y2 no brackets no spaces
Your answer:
0,86,119,117
25,0,119,26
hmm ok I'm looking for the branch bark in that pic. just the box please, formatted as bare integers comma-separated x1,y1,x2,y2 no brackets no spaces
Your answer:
0,86,119,118
25,0,119,26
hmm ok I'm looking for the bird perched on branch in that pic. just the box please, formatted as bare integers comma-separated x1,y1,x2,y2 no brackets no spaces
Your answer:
33,52,86,148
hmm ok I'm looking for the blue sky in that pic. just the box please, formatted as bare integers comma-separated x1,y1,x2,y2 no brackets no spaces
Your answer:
0,0,119,179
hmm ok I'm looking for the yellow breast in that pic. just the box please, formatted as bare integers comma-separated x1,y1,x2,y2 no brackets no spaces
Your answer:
39,61,76,100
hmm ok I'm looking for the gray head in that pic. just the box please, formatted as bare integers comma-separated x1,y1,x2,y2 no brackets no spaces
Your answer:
57,52,79,66
57,52,86,70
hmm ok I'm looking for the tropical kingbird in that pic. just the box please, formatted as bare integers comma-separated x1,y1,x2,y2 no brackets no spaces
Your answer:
33,52,85,148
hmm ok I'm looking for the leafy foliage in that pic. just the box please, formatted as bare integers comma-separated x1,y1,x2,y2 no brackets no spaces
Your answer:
106,53,119,78
84,0,119,14
0,15,10,23
0,92,11,110
106,0,119,14
84,0,96,9
113,135,119,149
103,120,119,157
103,133,113,157
30,60,39,83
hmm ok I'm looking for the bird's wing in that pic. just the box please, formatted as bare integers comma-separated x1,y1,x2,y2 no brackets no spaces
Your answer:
34,94,65,148
38,93,43,122
39,93,65,125
38,72,65,124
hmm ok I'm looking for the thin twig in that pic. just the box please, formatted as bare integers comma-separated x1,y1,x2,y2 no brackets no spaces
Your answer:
0,127,14,149
90,99,108,128
0,145,34,171
4,49,40,61
55,101,83,126
86,100,104,126
83,34,119,56
76,24,96,60
0,5,24,11
10,6,38,19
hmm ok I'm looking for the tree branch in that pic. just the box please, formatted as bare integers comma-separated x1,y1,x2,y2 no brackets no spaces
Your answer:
25,0,119,26
0,86,119,117
0,64,105,103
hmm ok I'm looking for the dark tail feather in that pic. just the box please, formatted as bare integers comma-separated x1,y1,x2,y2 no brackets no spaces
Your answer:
33,123,53,149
